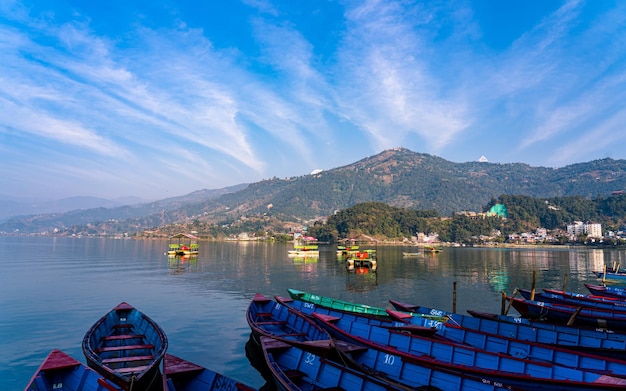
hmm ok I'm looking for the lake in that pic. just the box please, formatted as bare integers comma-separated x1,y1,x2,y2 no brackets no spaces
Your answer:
2,236,624,390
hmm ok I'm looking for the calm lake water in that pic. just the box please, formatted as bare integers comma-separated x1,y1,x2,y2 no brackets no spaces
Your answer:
2,236,625,390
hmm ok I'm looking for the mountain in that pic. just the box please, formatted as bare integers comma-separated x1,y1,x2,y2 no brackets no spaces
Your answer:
0,196,150,222
2,148,626,235
0,184,248,234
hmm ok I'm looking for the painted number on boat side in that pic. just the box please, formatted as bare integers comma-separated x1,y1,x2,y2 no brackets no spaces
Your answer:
481,378,510,390
303,302,315,310
383,354,395,365
429,309,444,317
274,303,282,311
304,352,317,365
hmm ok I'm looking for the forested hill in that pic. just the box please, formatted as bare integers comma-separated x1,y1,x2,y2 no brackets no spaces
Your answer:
3,147,626,235
191,147,626,221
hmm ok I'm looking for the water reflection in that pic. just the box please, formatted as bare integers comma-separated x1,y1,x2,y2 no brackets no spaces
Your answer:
167,254,198,274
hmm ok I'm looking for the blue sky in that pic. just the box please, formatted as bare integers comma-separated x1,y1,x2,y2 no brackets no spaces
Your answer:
2,0,625,202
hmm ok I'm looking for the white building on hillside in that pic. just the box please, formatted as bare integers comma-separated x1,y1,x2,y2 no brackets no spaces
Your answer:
567,221,602,238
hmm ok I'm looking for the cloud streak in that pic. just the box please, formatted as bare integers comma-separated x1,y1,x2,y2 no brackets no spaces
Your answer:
1,0,626,200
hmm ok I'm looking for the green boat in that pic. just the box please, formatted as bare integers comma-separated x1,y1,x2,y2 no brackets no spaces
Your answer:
287,288,446,322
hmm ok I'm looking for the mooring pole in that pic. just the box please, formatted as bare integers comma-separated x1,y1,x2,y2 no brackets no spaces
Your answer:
452,281,457,314
530,270,536,301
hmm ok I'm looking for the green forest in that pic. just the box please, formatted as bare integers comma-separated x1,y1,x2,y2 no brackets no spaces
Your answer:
306,194,626,244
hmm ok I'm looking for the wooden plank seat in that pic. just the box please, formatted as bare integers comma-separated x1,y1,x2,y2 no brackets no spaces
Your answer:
114,365,149,374
255,321,287,325
256,312,273,317
102,334,145,341
96,344,154,353
102,355,154,364
279,332,306,337
283,369,305,380
113,324,133,330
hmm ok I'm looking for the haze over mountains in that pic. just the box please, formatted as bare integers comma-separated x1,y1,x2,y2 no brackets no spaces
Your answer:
2,148,626,234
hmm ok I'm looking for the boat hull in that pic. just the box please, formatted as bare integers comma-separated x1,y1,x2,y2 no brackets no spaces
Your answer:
164,354,256,391
25,349,123,391
82,302,168,391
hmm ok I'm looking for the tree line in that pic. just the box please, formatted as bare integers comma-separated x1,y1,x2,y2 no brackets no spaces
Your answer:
306,194,626,244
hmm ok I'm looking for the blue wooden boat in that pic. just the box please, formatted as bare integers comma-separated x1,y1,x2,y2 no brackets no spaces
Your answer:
246,293,338,357
25,349,124,391
586,283,626,300
82,302,168,391
259,336,410,391
519,288,626,311
508,296,626,331
312,312,626,390
267,300,515,391
593,270,626,281
164,353,257,391
291,296,626,379
390,300,626,358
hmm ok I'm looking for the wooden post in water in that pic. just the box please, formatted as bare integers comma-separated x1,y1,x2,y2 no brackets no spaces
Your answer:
562,274,568,292
530,271,536,301
504,288,518,315
603,264,607,284
501,291,506,315
452,281,457,314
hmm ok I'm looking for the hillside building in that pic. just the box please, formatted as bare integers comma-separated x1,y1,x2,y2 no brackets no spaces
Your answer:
567,221,602,238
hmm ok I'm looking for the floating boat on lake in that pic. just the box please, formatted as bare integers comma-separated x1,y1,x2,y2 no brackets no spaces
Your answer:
275,297,514,391
25,349,123,391
423,245,442,253
246,293,337,357
82,302,168,391
259,336,410,391
286,288,390,319
312,312,626,390
164,353,257,391
401,252,422,257
287,289,446,322
167,233,199,256
586,283,626,300
508,296,626,331
390,300,626,359
519,288,626,311
292,296,626,378
593,270,626,281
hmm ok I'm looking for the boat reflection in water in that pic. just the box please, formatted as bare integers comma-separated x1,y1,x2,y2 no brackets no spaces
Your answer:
167,254,198,274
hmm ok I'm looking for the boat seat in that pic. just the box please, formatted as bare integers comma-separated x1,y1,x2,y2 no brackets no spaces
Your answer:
256,312,273,317
283,369,306,380
113,324,134,330
101,334,145,341
256,321,287,325
279,333,306,337
96,344,154,353
114,365,149,374
102,355,154,364
334,340,368,354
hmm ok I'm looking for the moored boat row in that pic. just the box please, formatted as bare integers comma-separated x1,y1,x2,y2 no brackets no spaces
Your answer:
246,288,626,391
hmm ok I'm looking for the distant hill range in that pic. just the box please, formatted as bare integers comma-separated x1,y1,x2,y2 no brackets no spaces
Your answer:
2,148,626,234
